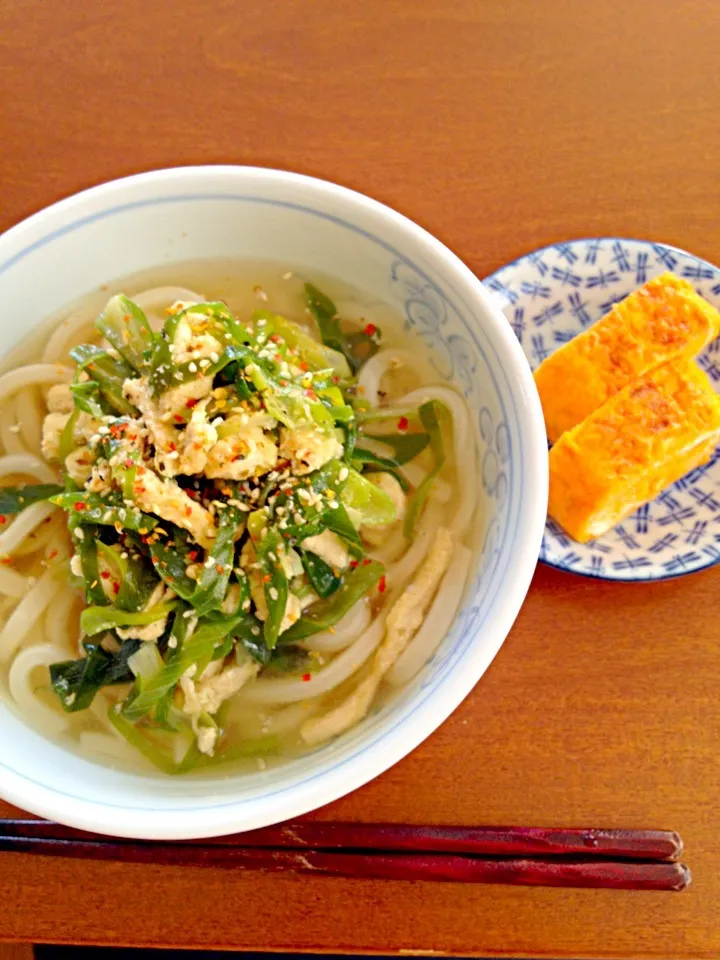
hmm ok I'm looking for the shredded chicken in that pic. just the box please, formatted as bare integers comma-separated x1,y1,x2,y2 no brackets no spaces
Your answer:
171,315,223,364
158,375,213,420
279,424,343,475
131,466,217,548
124,377,218,477
301,527,454,745
205,413,278,480
301,529,350,569
64,447,94,485
46,383,74,414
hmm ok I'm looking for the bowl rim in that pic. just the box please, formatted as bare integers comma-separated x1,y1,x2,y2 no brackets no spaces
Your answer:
0,166,548,838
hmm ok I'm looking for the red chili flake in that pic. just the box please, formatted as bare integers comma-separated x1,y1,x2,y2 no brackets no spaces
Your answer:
123,314,131,324
349,559,358,569
364,323,377,337
101,571,110,580
174,414,185,423
74,502,86,511
302,673,311,682
305,388,317,401
299,360,308,372
184,506,192,517
397,416,409,431
362,558,372,566
263,573,271,583
378,575,387,594
187,550,199,561
112,582,120,595
332,376,339,384
215,564,224,574
0,516,6,525
269,333,281,343
186,398,198,409
169,442,177,452
48,550,58,560
124,459,134,468
151,556,159,565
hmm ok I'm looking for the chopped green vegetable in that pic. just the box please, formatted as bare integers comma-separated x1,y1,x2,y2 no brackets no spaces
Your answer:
69,344,136,415
80,602,177,637
282,560,384,641
108,706,189,775
301,549,341,598
96,295,153,372
357,431,430,464
148,532,198,601
403,401,448,537
69,379,107,418
341,468,396,526
189,506,243,617
260,645,311,677
351,449,409,492
252,309,351,378
256,528,289,650
71,524,107,606
305,283,381,374
58,408,79,462
0,484,64,516
128,642,164,681
50,638,141,712
121,611,259,722
50,491,158,533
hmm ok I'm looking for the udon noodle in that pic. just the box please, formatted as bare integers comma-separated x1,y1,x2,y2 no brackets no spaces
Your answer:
0,263,477,775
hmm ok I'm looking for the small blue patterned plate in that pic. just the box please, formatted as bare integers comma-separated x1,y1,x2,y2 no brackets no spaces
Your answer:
484,238,720,582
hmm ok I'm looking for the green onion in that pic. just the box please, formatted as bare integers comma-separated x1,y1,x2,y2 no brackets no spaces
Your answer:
403,401,448,537
0,484,64,516
80,602,177,637
282,560,384,641
96,295,154,372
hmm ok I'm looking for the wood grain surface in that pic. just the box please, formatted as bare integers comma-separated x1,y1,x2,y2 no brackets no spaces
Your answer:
1,0,719,956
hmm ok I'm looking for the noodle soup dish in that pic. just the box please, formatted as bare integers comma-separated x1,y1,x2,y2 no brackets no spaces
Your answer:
0,167,547,838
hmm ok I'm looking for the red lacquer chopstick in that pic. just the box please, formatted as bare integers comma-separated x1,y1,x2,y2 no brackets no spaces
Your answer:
0,819,683,860
0,820,690,891
0,834,690,891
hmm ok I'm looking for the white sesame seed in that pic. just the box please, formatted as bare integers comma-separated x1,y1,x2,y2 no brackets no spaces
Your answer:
269,587,279,601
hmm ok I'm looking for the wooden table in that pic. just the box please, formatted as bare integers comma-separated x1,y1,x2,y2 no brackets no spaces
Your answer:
1,1,719,956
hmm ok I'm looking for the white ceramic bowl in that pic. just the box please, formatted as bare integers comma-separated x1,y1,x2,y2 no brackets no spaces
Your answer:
0,167,547,838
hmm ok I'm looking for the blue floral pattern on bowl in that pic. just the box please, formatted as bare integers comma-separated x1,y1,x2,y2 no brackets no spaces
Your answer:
484,237,720,582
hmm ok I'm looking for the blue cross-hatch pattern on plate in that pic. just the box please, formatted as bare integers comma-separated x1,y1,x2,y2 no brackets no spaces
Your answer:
484,237,720,582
